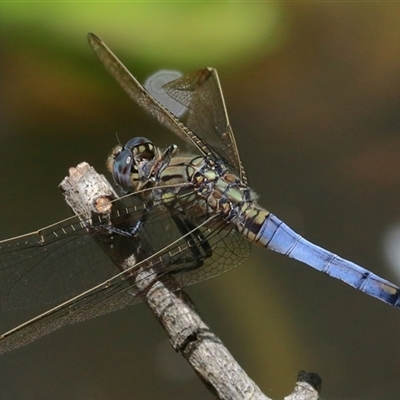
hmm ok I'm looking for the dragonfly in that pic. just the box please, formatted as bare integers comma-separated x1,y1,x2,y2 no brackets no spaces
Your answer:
1,33,399,354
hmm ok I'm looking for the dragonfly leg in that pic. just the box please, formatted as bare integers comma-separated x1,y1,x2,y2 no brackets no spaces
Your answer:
169,215,212,274
128,206,150,236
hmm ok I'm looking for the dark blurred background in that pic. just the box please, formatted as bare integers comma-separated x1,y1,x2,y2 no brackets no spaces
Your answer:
1,3,400,399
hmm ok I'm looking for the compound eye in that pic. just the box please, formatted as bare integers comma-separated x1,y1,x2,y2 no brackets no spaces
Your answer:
125,136,155,161
112,148,134,190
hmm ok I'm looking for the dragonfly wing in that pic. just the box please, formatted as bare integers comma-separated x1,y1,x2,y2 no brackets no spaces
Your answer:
121,191,252,290
0,193,153,310
0,217,120,310
0,189,251,352
87,34,247,183
87,33,210,158
0,274,137,354
162,68,247,183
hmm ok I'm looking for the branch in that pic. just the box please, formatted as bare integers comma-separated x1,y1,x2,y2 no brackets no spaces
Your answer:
60,162,321,400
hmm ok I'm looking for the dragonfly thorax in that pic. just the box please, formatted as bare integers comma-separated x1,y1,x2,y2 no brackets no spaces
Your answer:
109,138,266,235
151,152,257,223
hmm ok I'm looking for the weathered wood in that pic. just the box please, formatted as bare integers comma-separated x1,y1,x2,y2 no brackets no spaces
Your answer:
61,162,320,400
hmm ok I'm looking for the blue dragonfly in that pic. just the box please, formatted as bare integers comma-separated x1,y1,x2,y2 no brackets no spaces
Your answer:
0,33,398,353
89,33,400,308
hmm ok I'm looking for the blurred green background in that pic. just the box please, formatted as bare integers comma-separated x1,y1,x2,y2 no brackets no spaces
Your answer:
1,3,400,399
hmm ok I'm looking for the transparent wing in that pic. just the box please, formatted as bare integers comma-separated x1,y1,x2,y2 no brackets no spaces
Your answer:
87,34,247,183
0,216,120,310
0,189,250,353
162,68,247,183
88,33,212,159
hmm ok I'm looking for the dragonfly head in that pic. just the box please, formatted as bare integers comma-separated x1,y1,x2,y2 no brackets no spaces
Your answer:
107,137,155,192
